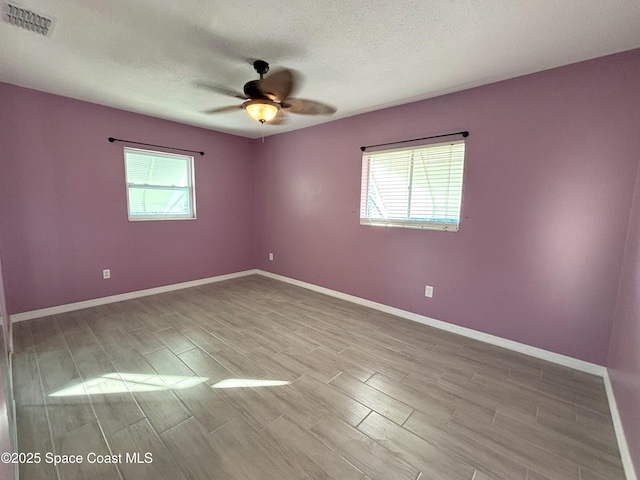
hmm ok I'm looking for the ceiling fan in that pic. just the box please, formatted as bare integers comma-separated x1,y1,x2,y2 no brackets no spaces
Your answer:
199,60,336,125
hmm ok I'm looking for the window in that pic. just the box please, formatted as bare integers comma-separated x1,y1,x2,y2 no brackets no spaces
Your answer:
124,148,195,221
360,140,465,231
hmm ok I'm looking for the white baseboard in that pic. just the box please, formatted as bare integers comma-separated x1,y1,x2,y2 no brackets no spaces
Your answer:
255,270,606,377
11,269,258,322
603,370,638,480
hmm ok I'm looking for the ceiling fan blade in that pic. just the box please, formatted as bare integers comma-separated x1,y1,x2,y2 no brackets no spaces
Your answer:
258,68,297,102
195,81,247,100
202,105,243,114
281,98,336,115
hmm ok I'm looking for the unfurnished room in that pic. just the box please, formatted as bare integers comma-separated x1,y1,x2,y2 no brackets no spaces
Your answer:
0,1,639,479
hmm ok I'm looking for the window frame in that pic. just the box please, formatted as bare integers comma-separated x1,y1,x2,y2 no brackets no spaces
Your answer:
123,147,197,222
359,139,466,232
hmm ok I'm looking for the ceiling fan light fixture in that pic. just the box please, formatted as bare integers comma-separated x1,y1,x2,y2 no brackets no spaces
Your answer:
243,99,279,123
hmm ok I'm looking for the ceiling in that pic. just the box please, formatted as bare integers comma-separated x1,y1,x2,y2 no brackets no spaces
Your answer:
1,1,640,139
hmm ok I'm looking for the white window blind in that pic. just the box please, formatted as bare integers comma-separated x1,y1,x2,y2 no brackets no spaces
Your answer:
360,140,465,231
124,148,195,221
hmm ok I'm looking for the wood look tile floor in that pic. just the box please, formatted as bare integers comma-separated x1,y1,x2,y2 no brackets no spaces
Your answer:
12,275,625,480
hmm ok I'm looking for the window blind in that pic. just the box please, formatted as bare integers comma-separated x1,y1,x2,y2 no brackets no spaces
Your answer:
124,148,195,220
360,140,465,231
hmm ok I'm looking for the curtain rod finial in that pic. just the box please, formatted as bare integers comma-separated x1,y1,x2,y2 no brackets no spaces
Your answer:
360,146,366,152
108,137,116,142
462,131,469,137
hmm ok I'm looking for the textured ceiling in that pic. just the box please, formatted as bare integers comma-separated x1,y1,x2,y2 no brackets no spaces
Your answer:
1,0,640,139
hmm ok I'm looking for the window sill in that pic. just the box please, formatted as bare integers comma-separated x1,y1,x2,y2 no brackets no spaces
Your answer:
360,220,458,232
128,216,197,222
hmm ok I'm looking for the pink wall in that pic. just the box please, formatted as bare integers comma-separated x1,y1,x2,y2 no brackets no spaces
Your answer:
0,83,255,314
254,49,640,365
608,152,640,475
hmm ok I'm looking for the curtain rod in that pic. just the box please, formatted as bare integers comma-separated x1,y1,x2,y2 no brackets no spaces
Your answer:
360,130,469,152
108,137,205,156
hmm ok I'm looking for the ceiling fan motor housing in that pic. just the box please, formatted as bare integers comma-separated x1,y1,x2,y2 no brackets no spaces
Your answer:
243,80,268,99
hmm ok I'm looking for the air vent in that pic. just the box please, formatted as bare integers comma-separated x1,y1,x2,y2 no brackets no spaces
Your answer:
4,3,53,36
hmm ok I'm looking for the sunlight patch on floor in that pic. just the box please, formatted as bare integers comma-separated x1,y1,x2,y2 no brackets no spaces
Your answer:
211,378,290,389
49,373,207,397
49,373,290,396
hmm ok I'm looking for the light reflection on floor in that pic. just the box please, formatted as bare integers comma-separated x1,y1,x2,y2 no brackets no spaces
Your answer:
211,379,290,389
49,373,289,397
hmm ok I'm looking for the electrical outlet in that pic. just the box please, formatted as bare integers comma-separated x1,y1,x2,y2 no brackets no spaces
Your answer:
269,253,274,261
425,285,433,298
102,269,111,279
